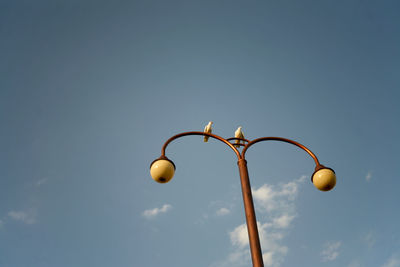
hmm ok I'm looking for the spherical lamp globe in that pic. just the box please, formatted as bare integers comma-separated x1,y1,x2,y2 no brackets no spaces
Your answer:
312,167,336,191
150,158,175,183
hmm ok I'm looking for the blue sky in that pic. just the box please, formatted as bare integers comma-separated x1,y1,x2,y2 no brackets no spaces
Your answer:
1,1,399,267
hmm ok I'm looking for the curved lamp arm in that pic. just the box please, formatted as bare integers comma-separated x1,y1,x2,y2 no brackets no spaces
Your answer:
161,131,241,159
242,137,321,167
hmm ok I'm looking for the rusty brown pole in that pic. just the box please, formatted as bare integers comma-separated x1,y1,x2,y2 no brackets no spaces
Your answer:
237,158,264,267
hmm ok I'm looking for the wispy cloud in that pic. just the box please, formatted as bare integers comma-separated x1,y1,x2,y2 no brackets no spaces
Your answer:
381,254,400,267
363,231,375,249
212,176,306,267
229,224,249,248
252,176,306,214
366,171,372,182
228,222,289,267
142,204,172,219
36,178,48,186
321,241,341,262
348,260,361,267
270,214,295,229
8,209,37,224
216,207,230,216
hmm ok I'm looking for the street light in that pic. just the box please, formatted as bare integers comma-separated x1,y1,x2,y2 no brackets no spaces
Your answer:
150,130,336,267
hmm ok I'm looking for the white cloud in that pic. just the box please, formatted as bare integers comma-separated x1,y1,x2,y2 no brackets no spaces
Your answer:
381,255,400,267
321,241,341,262
216,207,230,216
252,176,306,213
271,214,295,229
263,251,274,266
363,231,375,249
142,204,172,219
212,176,306,267
258,222,288,267
213,220,290,267
8,210,37,224
348,260,361,267
225,250,249,267
229,224,249,248
366,171,372,182
36,178,48,186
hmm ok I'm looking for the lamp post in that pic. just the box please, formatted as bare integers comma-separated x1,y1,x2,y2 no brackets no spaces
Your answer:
150,130,336,267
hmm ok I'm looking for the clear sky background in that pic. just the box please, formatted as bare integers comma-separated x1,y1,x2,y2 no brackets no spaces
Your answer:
1,1,399,267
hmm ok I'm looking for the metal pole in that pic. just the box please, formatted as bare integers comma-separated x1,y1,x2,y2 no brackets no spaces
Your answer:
237,158,264,267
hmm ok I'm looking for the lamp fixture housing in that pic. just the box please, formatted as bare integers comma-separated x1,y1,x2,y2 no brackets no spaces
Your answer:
150,157,176,183
311,166,336,191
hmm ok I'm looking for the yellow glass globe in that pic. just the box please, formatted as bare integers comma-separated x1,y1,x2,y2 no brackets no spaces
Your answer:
312,168,336,191
150,159,175,183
